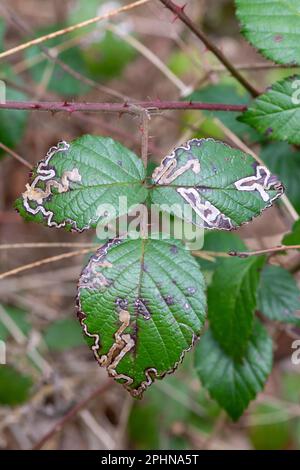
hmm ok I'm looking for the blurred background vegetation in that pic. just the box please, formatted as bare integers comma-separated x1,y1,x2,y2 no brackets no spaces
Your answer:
0,0,300,450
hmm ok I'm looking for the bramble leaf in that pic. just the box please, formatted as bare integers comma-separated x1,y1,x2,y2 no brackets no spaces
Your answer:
258,265,300,326
151,138,283,230
239,76,300,144
15,135,147,231
283,219,300,246
76,238,206,397
261,142,300,214
235,0,300,65
195,320,273,421
207,256,265,357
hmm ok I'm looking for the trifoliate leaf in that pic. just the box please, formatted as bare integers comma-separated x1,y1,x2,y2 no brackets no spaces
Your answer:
258,265,300,326
195,320,273,420
151,138,283,230
235,0,300,65
77,238,206,397
239,76,300,144
15,135,147,232
207,256,265,357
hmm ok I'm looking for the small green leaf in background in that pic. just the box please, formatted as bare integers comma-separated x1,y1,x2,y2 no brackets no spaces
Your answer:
258,265,300,326
261,142,300,214
207,256,265,357
68,0,135,81
44,318,84,351
235,0,300,65
248,403,290,450
239,76,300,145
15,135,147,231
83,31,136,81
195,231,247,273
186,83,261,142
0,67,28,157
77,238,206,397
151,138,284,230
0,366,32,405
25,25,89,96
0,18,5,51
195,320,273,421
0,305,31,341
283,219,300,246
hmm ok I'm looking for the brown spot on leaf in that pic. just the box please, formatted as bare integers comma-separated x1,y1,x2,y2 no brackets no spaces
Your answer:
164,295,175,306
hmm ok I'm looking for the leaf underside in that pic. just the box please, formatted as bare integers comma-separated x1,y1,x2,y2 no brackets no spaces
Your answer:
235,0,300,65
76,238,206,397
151,138,284,230
15,135,147,232
239,76,300,145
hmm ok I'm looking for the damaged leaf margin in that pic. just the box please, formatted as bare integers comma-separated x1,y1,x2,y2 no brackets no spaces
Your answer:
76,237,206,397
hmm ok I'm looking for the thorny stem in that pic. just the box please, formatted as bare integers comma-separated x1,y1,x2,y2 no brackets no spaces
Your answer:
0,100,247,113
140,109,150,167
32,381,112,450
159,0,260,97
230,245,300,258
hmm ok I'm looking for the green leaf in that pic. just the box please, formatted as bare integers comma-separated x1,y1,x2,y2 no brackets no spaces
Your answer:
25,25,89,96
77,238,206,397
235,0,300,65
248,403,290,450
239,76,300,144
186,83,261,142
0,305,31,341
44,318,84,351
83,31,136,81
261,142,300,214
151,138,284,230
0,366,32,405
0,18,5,52
207,256,265,357
15,135,147,231
194,320,273,420
0,86,28,155
282,219,300,246
195,231,247,272
68,1,135,81
258,265,300,326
